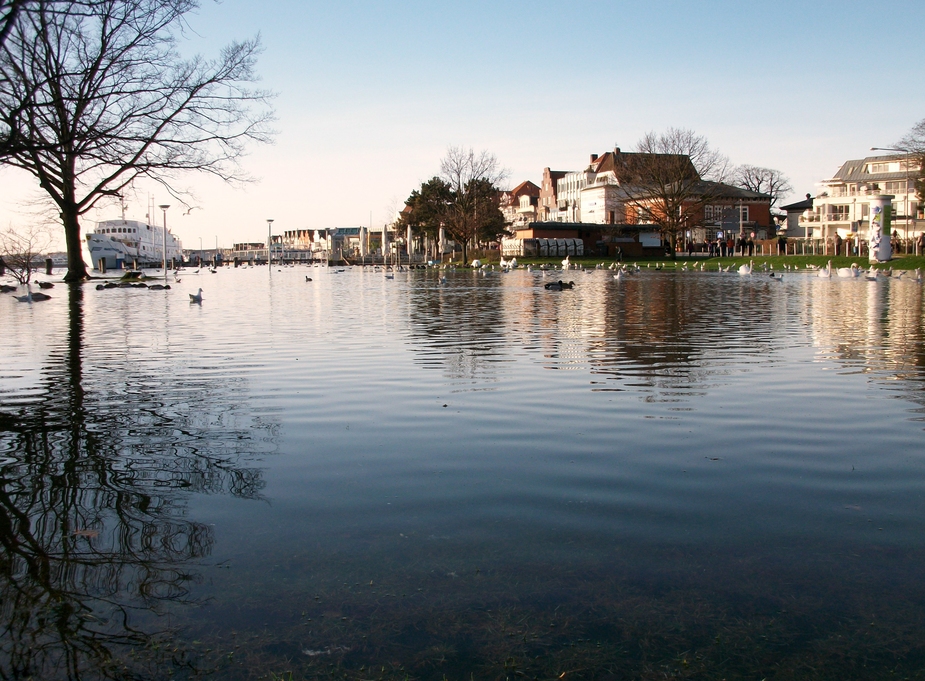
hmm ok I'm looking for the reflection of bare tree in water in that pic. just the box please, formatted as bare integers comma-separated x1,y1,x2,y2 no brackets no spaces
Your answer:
0,285,272,680
405,276,509,382
585,276,782,396
403,274,782,394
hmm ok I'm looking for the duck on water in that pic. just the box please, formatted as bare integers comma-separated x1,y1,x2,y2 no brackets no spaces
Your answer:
544,280,575,290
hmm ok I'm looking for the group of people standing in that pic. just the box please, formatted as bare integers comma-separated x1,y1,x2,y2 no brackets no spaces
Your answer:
701,235,755,257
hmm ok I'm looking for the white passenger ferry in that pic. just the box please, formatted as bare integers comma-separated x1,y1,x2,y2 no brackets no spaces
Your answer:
86,218,183,271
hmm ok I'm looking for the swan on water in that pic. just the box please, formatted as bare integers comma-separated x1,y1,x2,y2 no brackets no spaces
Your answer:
738,260,753,275
818,261,832,278
836,263,860,278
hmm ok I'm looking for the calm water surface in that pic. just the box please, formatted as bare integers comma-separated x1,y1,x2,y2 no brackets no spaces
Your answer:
2,265,925,680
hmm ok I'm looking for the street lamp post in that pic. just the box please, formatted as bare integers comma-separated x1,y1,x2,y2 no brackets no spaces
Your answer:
871,146,912,251
159,204,170,281
267,219,274,268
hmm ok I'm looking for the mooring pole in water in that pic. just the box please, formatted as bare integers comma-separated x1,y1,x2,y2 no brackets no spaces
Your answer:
45,258,53,275
267,219,274,270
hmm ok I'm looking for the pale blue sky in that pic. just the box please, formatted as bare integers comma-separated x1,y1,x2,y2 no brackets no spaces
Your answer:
2,0,924,248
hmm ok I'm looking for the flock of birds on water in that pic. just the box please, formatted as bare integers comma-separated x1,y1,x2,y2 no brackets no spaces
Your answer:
3,256,924,305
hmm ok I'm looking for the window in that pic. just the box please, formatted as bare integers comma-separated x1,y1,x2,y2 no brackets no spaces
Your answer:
739,206,749,222
869,162,893,173
885,181,910,194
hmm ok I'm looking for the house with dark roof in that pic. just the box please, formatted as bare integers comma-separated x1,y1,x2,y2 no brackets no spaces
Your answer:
549,147,774,245
780,194,814,238
800,154,922,245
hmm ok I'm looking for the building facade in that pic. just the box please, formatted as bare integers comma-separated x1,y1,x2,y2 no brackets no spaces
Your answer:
501,180,541,229
539,168,567,221
800,154,922,243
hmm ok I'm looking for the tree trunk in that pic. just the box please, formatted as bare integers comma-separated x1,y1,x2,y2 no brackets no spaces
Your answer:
62,203,89,282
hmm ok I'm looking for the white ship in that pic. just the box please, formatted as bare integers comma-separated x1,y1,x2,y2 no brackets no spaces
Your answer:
85,218,183,271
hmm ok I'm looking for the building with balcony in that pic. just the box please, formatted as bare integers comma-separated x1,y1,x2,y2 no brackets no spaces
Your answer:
800,154,922,244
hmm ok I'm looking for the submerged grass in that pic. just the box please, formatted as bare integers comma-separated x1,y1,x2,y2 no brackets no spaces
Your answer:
148,542,925,680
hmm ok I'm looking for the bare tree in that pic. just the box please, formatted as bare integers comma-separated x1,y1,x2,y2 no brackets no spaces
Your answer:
0,0,27,47
0,222,53,283
439,146,507,264
733,165,792,210
619,128,730,256
897,117,925,202
0,0,275,281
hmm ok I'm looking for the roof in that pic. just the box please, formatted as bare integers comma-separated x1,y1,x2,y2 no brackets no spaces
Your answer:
826,154,918,183
507,180,541,197
589,149,700,183
696,181,771,201
781,196,813,212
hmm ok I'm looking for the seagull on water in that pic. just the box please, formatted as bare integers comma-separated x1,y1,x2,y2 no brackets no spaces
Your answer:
189,288,203,303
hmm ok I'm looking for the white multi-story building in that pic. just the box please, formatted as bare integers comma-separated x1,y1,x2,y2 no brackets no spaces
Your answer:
556,164,596,222
801,154,922,243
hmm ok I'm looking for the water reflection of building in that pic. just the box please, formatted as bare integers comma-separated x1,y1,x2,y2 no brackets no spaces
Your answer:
806,277,925,382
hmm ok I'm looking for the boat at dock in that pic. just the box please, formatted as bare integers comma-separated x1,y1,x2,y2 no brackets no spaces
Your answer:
86,218,183,271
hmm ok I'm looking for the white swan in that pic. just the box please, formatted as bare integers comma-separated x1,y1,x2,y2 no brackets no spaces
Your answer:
562,255,570,270
818,261,832,278
836,263,860,278
189,288,203,303
738,260,753,275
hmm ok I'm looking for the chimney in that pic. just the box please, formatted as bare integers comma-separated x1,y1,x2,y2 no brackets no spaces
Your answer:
590,154,598,163
614,147,621,154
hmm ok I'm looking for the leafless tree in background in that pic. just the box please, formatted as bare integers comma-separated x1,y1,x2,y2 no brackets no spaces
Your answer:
0,222,53,283
897,117,925,202
619,128,730,255
439,146,508,264
733,165,792,210
0,0,275,281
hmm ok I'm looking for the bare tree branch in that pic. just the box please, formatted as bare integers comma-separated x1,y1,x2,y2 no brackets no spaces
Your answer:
438,146,508,264
0,0,275,280
733,165,792,210
0,222,54,283
618,128,730,256
897,117,925,202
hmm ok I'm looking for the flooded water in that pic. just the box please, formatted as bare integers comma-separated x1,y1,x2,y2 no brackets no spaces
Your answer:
2,264,925,680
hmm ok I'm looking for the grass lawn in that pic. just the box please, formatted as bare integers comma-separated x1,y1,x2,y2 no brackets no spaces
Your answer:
489,254,925,271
